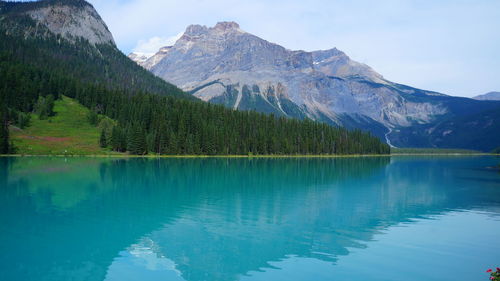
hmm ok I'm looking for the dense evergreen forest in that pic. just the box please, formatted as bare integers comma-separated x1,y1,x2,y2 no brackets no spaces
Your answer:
0,9,389,155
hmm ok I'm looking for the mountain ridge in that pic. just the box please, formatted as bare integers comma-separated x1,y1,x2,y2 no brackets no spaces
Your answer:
129,21,500,151
474,91,500,101
131,21,389,86
128,22,445,132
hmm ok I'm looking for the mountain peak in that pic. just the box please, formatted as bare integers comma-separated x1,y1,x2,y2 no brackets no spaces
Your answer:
183,21,243,37
184,24,209,36
142,21,387,87
214,21,240,31
312,48,385,83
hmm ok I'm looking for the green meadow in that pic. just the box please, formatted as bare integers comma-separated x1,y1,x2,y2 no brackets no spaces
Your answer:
10,96,117,156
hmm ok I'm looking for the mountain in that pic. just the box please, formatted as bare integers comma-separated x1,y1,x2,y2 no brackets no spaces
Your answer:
0,0,188,98
0,0,114,45
130,22,500,151
0,0,388,155
474,92,500,101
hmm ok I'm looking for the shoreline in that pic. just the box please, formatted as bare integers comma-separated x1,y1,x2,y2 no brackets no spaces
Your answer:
0,153,497,158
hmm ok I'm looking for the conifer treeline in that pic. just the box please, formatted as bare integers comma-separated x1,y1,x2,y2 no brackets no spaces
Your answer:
0,15,390,155
87,89,389,155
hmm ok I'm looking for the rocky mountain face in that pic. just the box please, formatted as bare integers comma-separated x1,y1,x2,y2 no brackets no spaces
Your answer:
0,0,115,46
128,23,445,138
130,22,500,150
474,92,500,101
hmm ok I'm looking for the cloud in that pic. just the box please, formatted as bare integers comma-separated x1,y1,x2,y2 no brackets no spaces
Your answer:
132,32,183,57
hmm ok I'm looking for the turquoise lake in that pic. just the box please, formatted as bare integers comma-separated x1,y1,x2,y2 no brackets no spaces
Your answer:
1,156,499,281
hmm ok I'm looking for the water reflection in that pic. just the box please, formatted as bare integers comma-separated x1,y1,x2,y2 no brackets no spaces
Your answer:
0,156,499,281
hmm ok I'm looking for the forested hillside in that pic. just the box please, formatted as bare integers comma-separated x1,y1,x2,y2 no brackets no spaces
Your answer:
0,1,389,155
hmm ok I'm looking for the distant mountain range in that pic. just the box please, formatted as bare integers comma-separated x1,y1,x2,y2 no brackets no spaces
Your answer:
474,92,500,101
130,22,500,151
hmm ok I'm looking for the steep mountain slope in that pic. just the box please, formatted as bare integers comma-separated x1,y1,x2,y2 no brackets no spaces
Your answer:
0,0,188,98
392,101,500,150
131,22,500,151
474,91,500,101
0,0,114,45
0,0,389,155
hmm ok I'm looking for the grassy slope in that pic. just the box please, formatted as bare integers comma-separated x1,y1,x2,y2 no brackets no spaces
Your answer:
10,96,118,155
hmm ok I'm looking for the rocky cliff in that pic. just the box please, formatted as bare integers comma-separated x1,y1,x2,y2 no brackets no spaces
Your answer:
0,0,115,46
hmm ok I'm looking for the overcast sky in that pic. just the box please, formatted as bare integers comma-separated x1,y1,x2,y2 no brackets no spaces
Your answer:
86,1,499,97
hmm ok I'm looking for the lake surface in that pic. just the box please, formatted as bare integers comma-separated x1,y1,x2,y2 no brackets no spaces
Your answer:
1,156,499,281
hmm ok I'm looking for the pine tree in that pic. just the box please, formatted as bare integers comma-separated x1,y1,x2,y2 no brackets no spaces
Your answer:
45,94,55,117
127,124,147,155
111,125,127,152
87,109,99,126
17,112,30,129
33,95,55,120
111,125,121,151
99,129,107,148
168,132,178,154
0,106,10,154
